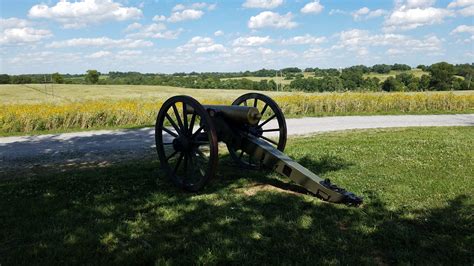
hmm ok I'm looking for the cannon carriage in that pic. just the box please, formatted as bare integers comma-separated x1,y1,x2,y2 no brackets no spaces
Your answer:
155,93,362,205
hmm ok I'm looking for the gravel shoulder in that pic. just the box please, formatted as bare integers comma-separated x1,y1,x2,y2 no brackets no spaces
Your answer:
1,114,473,176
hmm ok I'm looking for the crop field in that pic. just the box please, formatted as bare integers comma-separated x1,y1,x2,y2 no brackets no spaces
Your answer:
1,84,473,134
0,127,472,264
0,84,291,104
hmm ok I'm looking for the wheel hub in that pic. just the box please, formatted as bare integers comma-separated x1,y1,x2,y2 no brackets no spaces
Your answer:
173,137,192,152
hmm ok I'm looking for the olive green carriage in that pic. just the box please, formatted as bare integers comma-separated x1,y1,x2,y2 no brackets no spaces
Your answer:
155,93,362,205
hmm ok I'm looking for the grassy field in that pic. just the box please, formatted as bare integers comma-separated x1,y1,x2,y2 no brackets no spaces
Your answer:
220,72,315,85
364,69,430,81
1,84,473,135
0,127,472,264
0,84,291,104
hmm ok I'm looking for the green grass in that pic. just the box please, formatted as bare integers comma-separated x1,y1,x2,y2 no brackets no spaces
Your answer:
1,127,473,264
364,69,430,81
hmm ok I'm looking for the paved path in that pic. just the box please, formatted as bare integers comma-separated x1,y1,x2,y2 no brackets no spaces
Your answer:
1,114,473,172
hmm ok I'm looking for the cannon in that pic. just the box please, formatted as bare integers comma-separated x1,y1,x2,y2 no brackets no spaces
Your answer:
155,93,363,205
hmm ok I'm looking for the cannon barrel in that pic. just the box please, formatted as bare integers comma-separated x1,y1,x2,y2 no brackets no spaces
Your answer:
188,105,261,126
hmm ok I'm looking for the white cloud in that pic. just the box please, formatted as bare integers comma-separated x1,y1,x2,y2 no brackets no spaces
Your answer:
47,37,153,48
172,4,186,11
118,50,142,56
214,30,224,36
301,1,324,14
168,9,204,22
451,24,474,34
0,17,31,28
125,23,181,39
303,47,328,58
248,11,297,29
152,15,166,22
352,7,387,21
177,36,226,54
448,0,474,16
281,34,326,45
232,36,273,46
86,50,111,58
242,0,283,9
448,0,474,8
0,17,52,45
196,44,226,53
406,0,435,8
124,22,142,32
116,49,142,59
329,9,347,15
28,0,142,29
384,5,454,31
335,29,444,56
172,2,216,12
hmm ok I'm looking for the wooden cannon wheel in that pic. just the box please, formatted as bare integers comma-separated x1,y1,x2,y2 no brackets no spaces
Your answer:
227,93,287,168
155,95,218,191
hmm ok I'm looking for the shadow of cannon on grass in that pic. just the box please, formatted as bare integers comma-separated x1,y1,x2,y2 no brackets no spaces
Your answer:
0,155,472,265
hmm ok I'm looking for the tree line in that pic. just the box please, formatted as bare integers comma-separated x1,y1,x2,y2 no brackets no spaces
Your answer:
0,62,472,92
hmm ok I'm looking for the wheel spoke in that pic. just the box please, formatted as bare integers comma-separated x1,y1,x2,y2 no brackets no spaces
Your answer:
195,148,207,160
260,103,269,117
162,126,179,138
260,135,278,145
239,150,244,159
262,128,280,132
172,104,185,132
243,100,247,106
182,103,188,135
166,150,178,161
191,125,205,139
253,98,257,107
188,113,196,135
258,114,276,128
173,153,184,174
165,114,182,135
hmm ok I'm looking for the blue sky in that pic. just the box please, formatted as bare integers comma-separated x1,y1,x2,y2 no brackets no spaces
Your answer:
0,0,473,74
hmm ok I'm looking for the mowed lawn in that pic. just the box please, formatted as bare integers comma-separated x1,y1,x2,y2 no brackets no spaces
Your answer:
0,127,472,265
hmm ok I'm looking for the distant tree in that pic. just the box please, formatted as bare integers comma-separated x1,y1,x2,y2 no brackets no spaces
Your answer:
372,64,391,74
268,80,277,91
363,77,381,91
341,69,364,89
382,76,404,91
85,70,100,84
392,63,411,71
395,73,415,86
52,72,64,84
419,74,431,91
0,74,10,84
428,62,454,90
280,67,302,73
407,77,420,91
417,65,427,71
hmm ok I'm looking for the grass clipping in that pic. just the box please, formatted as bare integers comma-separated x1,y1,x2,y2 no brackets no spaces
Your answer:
1,92,473,133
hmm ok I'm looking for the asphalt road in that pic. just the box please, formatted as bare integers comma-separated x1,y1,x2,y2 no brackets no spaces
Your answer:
1,114,473,173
